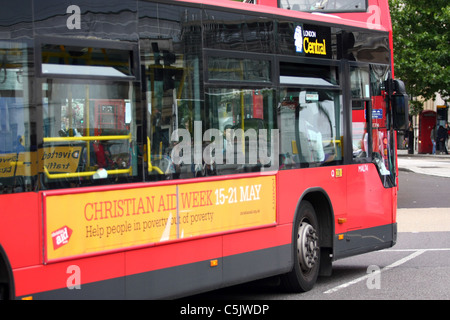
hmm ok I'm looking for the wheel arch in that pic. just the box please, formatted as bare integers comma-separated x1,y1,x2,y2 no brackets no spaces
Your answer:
295,188,335,248
295,187,335,276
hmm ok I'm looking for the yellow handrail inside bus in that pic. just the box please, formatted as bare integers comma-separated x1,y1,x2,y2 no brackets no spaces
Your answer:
43,134,132,143
147,136,164,175
85,86,91,168
43,134,134,179
43,166,132,179
323,139,342,146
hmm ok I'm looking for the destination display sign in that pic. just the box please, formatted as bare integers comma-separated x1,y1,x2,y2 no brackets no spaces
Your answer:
294,24,332,59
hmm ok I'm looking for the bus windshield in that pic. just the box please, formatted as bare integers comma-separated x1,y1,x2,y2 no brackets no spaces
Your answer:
279,0,367,12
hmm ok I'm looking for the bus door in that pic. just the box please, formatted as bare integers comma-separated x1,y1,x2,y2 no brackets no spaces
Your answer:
37,38,141,189
348,64,394,232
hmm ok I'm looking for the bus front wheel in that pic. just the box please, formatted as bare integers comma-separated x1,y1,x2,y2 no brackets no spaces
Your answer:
282,200,320,292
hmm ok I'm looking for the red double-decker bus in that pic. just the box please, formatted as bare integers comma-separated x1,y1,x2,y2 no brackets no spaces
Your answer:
0,0,408,299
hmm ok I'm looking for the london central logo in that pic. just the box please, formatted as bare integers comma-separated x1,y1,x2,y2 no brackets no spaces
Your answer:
294,25,327,56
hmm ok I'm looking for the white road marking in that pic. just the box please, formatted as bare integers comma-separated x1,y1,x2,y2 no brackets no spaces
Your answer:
324,249,427,294
383,248,450,252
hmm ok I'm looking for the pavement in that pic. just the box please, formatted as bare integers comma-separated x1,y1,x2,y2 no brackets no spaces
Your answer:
397,149,450,178
396,208,450,232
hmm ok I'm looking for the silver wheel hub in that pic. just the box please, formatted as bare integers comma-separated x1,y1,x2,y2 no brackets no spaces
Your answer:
297,222,319,271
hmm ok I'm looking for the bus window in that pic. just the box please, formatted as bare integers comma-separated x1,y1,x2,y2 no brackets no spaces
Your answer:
351,65,371,161
370,64,395,182
205,88,276,175
41,44,134,78
41,81,138,189
207,56,271,83
351,63,395,181
140,45,202,180
0,41,36,194
279,88,343,168
139,2,203,181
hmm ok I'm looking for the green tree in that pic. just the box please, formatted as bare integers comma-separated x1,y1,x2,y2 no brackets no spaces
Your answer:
389,0,450,115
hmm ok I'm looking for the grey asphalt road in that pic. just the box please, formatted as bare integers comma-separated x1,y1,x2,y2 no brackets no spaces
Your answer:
398,170,450,208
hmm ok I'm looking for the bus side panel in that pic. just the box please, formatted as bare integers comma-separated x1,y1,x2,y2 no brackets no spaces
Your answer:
277,167,347,231
392,186,397,224
347,163,394,230
124,226,292,299
277,165,396,259
14,227,291,299
0,193,41,269
222,225,292,286
126,225,292,298
13,251,126,299
278,164,394,233
125,236,223,299
222,225,292,258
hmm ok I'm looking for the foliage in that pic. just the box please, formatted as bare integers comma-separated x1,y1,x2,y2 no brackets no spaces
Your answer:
389,0,450,115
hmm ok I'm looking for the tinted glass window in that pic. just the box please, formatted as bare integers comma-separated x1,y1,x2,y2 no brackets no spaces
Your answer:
40,81,138,189
280,62,339,86
279,88,343,168
41,44,134,77
342,31,390,64
204,88,277,175
208,56,271,83
203,10,275,53
33,0,137,41
0,41,35,193
139,2,204,181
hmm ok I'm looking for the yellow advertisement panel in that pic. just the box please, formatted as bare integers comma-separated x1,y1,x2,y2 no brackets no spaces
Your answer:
44,175,276,262
178,176,276,237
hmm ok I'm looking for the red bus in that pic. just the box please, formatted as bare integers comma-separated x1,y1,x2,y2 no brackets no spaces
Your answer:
0,0,408,299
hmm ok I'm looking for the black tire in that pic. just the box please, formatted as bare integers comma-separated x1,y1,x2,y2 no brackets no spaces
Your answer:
281,200,320,292
0,283,7,300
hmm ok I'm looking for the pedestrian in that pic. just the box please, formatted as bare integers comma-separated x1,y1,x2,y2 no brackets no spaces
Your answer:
446,123,450,151
437,125,448,155
430,125,436,155
407,121,414,154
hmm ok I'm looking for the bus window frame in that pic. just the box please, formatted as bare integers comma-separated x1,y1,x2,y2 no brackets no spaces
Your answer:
35,36,140,82
35,76,142,188
349,62,372,163
276,56,341,89
276,57,344,168
204,49,276,86
201,50,278,175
